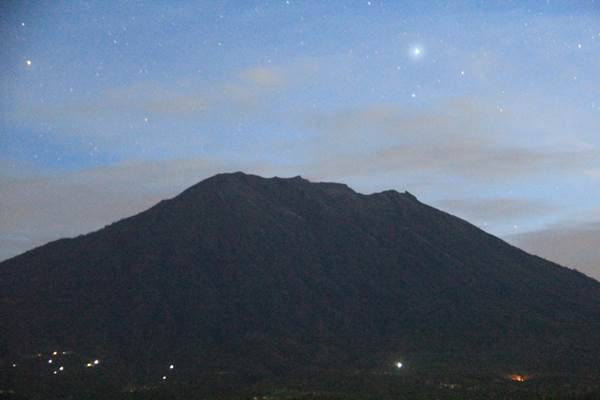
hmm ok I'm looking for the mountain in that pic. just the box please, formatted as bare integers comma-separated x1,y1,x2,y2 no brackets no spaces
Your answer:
2,172,600,383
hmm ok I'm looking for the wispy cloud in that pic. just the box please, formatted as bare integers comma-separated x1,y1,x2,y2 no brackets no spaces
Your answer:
434,197,556,223
510,218,600,281
238,66,285,88
0,158,292,261
303,100,599,182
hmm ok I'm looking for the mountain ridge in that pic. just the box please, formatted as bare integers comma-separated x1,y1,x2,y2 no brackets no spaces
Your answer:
2,171,600,379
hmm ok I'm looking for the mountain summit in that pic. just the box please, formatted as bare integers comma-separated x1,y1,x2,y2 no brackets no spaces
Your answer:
2,172,600,378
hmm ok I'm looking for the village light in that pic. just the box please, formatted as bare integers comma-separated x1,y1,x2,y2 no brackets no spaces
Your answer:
169,364,174,370
506,374,528,382
48,359,53,364
59,366,64,371
93,359,100,365
396,361,403,369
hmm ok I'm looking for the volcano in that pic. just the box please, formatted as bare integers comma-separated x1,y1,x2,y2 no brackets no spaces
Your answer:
2,172,600,380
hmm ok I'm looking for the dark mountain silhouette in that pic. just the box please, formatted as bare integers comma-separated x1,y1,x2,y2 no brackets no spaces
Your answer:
2,172,600,379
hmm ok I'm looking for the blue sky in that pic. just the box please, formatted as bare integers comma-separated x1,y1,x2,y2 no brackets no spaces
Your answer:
1,1,600,278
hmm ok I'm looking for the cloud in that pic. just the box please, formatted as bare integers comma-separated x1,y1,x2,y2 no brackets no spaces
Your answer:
585,169,600,178
0,158,290,261
433,197,556,223
238,66,284,88
11,64,292,137
304,100,599,182
101,83,209,116
510,220,600,281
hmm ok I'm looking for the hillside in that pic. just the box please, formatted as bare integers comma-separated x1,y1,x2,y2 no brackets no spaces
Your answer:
2,172,600,390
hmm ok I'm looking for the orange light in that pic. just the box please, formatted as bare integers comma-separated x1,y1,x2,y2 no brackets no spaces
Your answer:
506,374,528,382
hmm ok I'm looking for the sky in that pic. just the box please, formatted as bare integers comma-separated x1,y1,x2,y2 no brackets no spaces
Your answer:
1,1,599,279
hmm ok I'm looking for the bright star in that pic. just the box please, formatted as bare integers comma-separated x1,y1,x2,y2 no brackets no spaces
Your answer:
409,45,424,59
25,59,32,67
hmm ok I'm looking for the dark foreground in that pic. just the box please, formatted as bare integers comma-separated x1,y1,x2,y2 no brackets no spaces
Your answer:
2,357,600,400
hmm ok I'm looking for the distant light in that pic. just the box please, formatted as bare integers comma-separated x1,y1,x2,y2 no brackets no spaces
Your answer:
409,45,424,60
506,374,528,382
86,363,93,368
53,370,58,375
169,364,174,370
396,361,403,368
48,359,53,364
12,363,17,368
52,351,58,356
93,359,100,365
26,59,32,67
162,376,167,380
59,366,64,371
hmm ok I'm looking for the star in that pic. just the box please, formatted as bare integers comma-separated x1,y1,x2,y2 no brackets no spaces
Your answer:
25,59,32,67
408,45,424,60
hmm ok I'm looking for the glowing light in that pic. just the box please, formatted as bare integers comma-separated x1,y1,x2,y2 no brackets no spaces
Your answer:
169,364,174,370
396,361,403,368
162,376,167,380
93,359,100,365
408,45,424,60
48,359,53,364
59,366,64,371
86,363,93,368
53,370,58,375
506,374,528,382
25,60,32,67
52,351,58,356
12,363,17,368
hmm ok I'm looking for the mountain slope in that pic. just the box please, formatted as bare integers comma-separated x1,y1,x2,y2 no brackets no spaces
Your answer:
2,172,600,376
